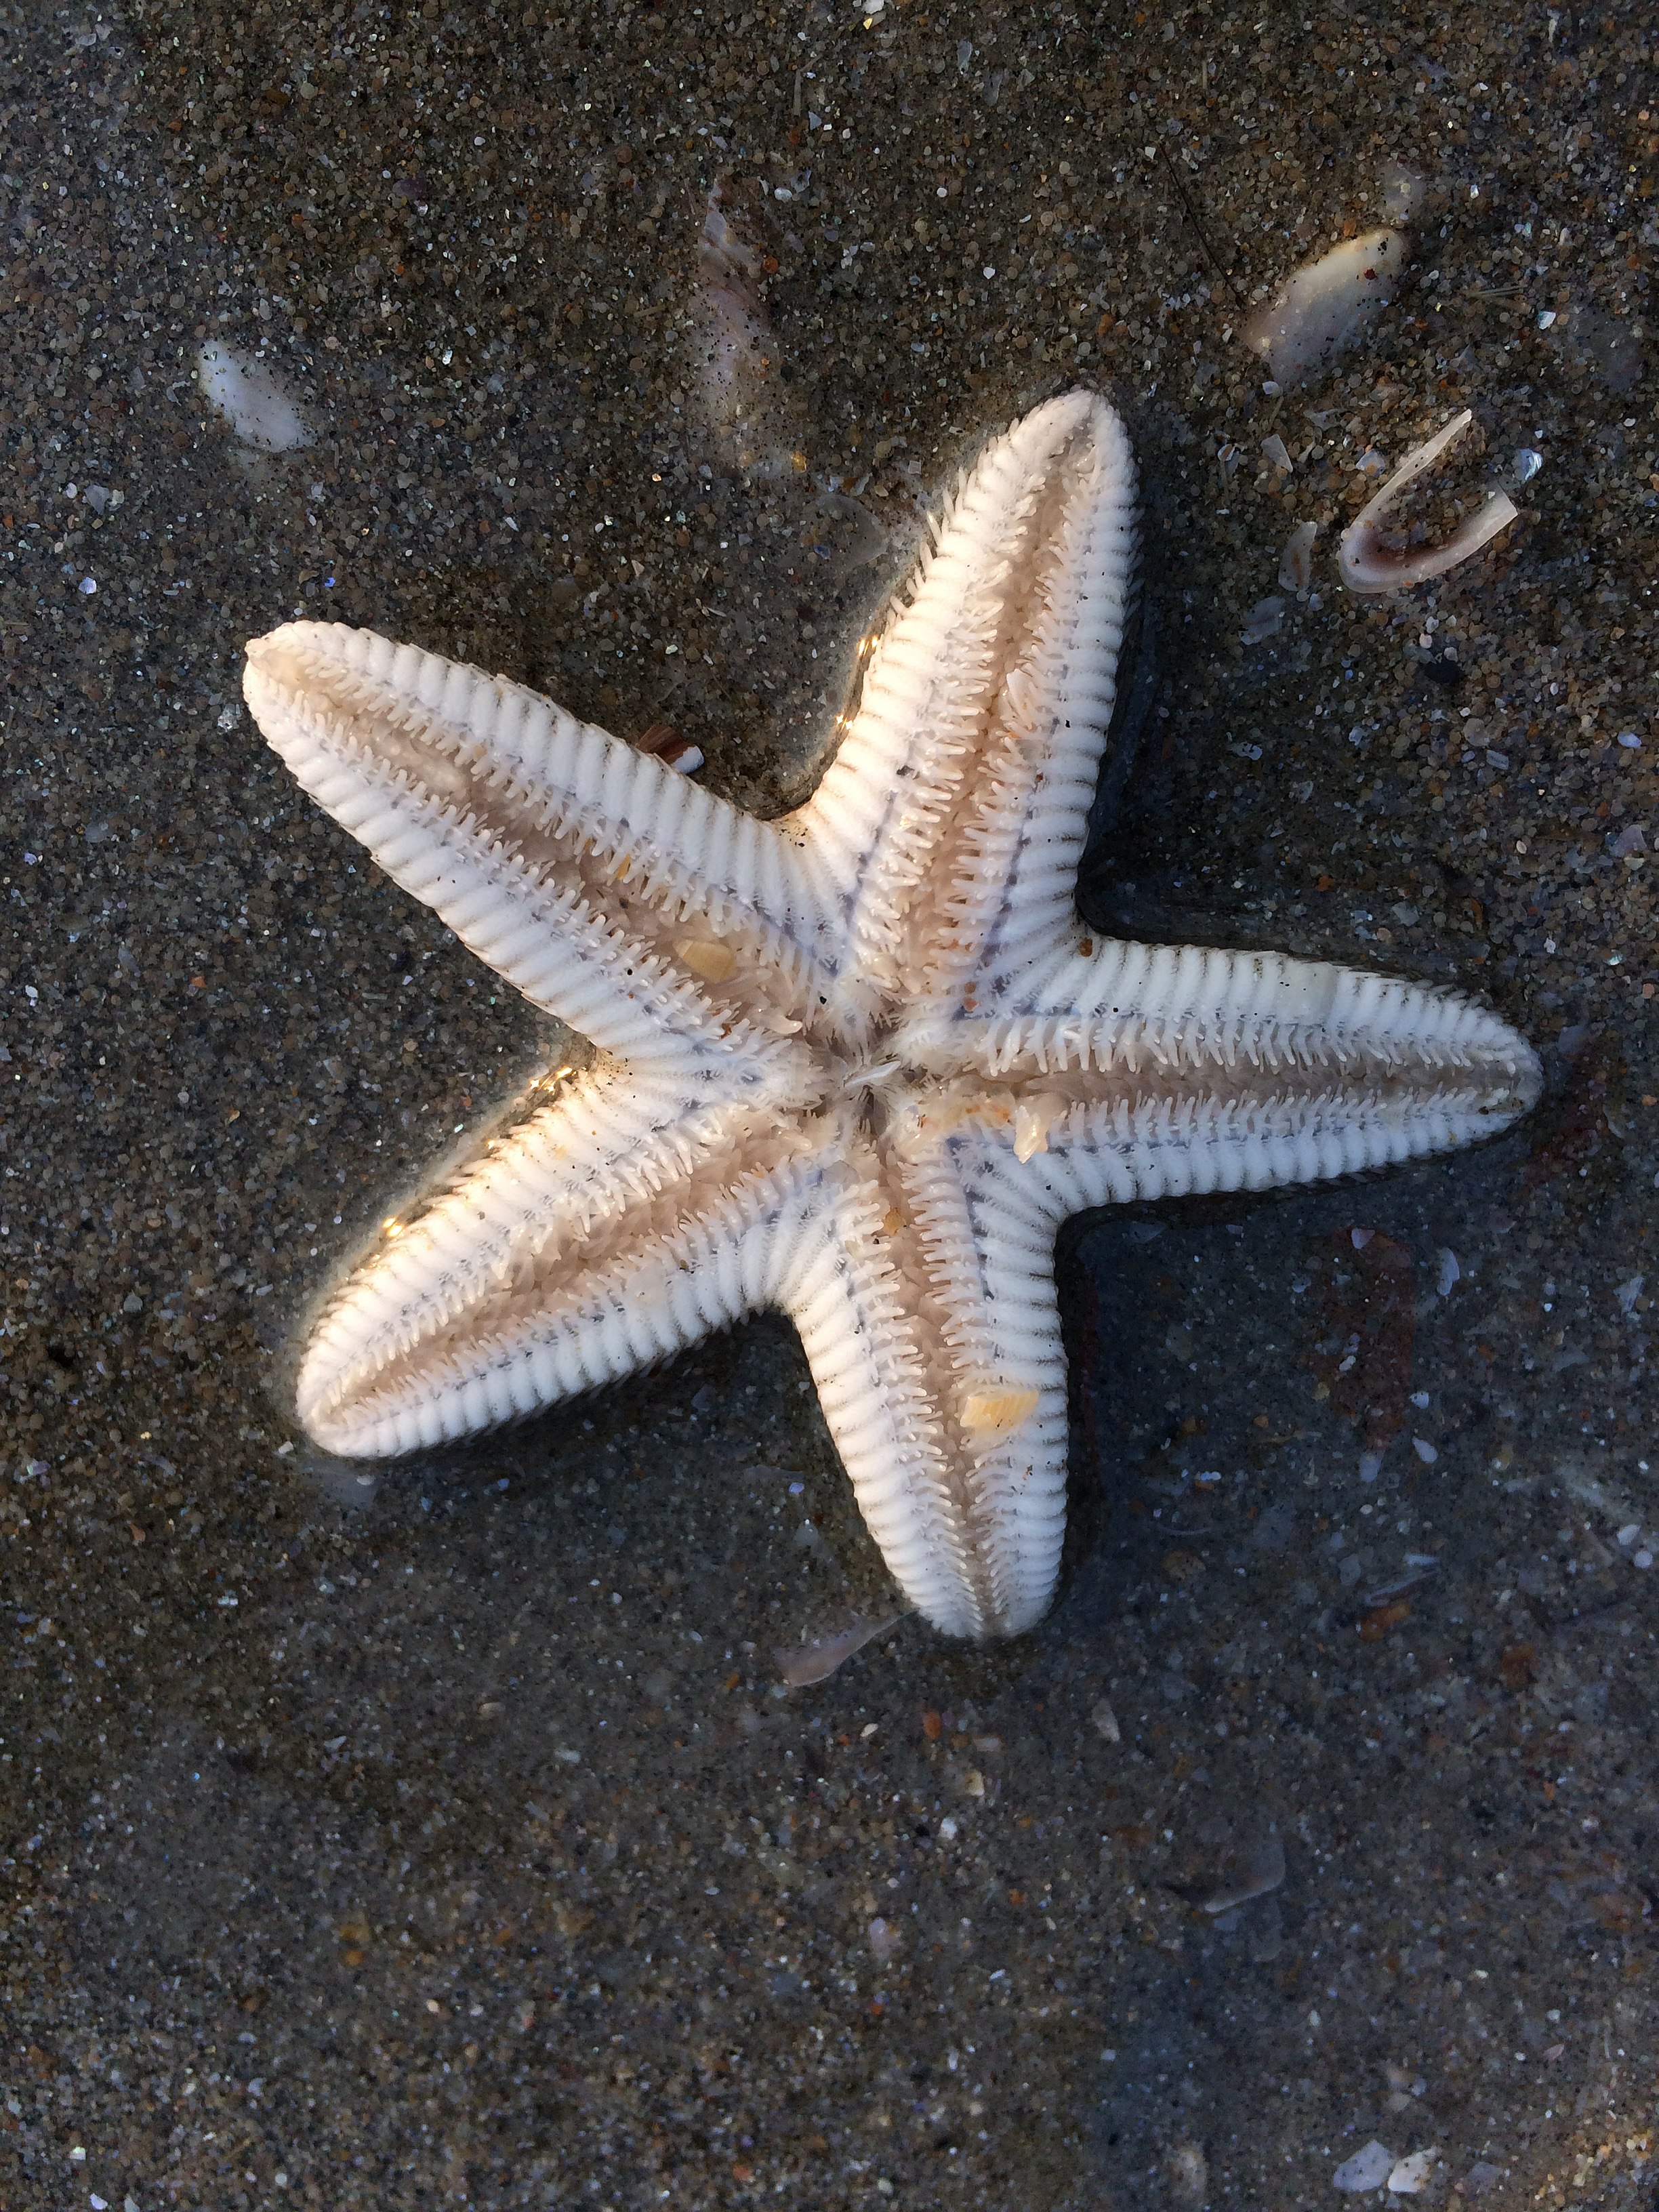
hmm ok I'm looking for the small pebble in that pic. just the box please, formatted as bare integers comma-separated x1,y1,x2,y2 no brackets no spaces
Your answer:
1169,2142,1208,2201
1332,2139,1393,2192
1387,2148,1438,2194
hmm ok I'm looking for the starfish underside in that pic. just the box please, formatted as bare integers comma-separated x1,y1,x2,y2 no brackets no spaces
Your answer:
243,391,1540,1640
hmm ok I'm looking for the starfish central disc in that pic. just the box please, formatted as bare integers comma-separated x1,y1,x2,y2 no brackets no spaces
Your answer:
243,390,1539,1641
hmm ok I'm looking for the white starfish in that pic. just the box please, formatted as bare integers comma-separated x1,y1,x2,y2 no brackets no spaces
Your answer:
243,390,1539,1641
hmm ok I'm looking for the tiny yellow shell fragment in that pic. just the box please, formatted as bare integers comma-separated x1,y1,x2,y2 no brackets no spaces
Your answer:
960,1387,1041,1434
674,936,738,983
1012,1092,1066,1164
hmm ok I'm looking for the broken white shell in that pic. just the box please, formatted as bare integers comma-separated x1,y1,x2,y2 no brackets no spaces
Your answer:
1337,409,1519,594
1279,519,1319,594
1242,227,1409,384
197,342,313,452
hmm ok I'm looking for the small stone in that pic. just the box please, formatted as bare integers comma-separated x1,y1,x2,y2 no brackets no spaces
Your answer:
867,1916,900,1961
1240,595,1286,644
1332,2139,1393,2192
1386,2148,1437,2193
1169,2142,1208,2202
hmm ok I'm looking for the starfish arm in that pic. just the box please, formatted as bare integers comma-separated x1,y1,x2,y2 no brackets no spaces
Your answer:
855,1122,1073,1640
297,1091,830,1457
244,621,833,1074
785,392,1136,1028
901,936,1542,1130
768,1136,1057,1643
968,1060,1537,1216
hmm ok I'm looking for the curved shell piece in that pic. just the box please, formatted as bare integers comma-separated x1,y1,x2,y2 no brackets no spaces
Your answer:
1337,409,1520,594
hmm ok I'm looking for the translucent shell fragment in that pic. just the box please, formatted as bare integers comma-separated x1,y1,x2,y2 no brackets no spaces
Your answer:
1242,228,1410,385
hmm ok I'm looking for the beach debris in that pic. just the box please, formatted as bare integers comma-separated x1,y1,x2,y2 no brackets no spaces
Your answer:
1386,2149,1439,2194
1091,1698,1122,1743
1337,411,1519,594
1279,519,1319,594
775,1612,901,1687
805,487,890,575
1435,1247,1460,1297
1240,595,1286,644
1183,1826,1286,1916
197,342,313,452
1242,228,1409,384
1168,1814,1283,1920
1332,2140,1394,2193
635,720,705,775
691,183,798,476
1169,2144,1209,2204
1378,161,1428,223
1383,2061,1427,2113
